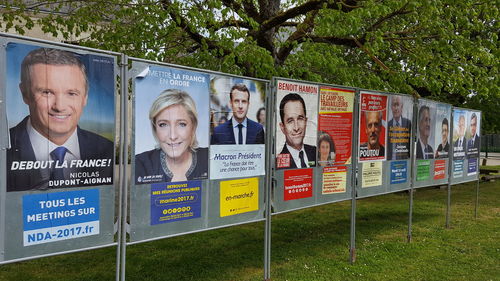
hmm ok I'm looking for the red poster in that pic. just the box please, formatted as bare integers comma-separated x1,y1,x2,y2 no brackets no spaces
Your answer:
284,169,313,201
359,92,388,161
318,87,354,166
433,159,446,180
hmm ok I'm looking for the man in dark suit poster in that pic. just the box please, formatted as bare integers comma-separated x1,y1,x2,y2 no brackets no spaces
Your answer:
210,83,264,145
387,95,412,160
467,113,480,158
416,105,434,159
276,93,316,168
435,118,450,158
453,114,467,159
7,47,114,192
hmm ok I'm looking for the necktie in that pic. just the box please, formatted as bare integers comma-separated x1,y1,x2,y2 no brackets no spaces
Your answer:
51,147,67,180
237,123,243,144
299,150,307,168
396,121,400,127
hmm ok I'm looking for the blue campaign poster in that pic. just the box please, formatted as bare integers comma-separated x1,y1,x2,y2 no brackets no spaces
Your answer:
150,180,202,225
390,161,407,184
453,160,464,178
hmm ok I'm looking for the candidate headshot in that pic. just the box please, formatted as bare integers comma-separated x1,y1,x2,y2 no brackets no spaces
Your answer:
318,132,335,167
211,83,265,145
359,111,385,158
7,48,114,192
277,93,316,168
453,114,467,158
387,96,412,160
416,105,434,159
435,118,450,158
467,113,479,158
136,89,208,183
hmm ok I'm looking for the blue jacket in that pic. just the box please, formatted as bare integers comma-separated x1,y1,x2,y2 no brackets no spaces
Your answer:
211,118,265,145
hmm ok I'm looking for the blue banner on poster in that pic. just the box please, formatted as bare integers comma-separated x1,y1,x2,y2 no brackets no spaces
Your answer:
22,189,100,246
467,158,478,176
151,180,202,225
390,161,407,184
453,160,464,178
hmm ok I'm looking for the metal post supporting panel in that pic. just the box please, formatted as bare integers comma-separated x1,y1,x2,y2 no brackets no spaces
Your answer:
407,99,418,243
445,110,454,229
474,114,483,219
117,54,129,281
349,91,360,264
263,82,275,281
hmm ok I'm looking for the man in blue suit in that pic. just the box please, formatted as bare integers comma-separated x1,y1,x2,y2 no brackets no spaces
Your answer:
211,83,265,145
7,48,114,192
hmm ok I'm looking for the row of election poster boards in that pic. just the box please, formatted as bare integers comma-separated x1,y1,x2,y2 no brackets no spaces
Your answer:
271,78,481,212
0,33,482,264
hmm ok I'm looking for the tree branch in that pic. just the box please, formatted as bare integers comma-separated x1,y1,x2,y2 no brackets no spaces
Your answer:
260,0,358,33
308,35,360,48
160,0,230,56
276,10,318,65
367,2,412,32
221,0,261,23
353,37,392,72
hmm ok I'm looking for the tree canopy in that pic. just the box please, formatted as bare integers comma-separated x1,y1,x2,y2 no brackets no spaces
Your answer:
2,0,498,132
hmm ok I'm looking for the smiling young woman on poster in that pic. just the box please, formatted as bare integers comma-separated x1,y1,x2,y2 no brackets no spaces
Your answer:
135,89,208,183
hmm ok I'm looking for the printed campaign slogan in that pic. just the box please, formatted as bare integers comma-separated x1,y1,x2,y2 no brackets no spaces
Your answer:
134,66,210,184
275,80,318,169
359,92,387,161
318,87,354,166
6,43,115,192
23,189,100,246
209,76,266,179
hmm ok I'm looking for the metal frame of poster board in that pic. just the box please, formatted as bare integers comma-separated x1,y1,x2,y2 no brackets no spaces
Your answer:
270,77,357,215
0,33,121,265
412,98,452,189
449,107,482,185
355,90,415,199
126,57,268,246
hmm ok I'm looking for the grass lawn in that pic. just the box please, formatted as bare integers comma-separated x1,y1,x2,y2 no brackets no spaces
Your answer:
0,180,498,281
